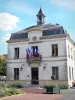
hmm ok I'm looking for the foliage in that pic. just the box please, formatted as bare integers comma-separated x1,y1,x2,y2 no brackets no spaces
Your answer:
0,83,24,98
59,85,69,89
51,75,56,80
0,89,6,97
0,58,7,75
9,84,24,88
44,84,56,88
44,84,69,89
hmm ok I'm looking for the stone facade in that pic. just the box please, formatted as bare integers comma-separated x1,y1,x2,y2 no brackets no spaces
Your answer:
7,9,75,87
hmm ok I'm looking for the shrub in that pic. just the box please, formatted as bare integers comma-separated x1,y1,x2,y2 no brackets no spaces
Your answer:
0,83,5,88
5,88,17,96
0,83,24,98
51,75,56,80
9,84,24,88
59,85,69,89
44,84,56,88
15,89,24,94
0,89,5,97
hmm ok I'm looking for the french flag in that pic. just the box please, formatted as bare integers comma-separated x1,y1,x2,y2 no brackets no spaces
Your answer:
28,48,32,58
35,47,39,54
26,49,29,59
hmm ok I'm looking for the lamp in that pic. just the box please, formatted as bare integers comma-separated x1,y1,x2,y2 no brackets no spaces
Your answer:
20,64,24,71
43,63,47,71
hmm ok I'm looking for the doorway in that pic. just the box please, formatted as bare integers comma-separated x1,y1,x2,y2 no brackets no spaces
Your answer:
31,68,39,84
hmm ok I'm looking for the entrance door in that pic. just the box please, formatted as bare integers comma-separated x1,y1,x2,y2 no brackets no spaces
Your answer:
31,68,39,84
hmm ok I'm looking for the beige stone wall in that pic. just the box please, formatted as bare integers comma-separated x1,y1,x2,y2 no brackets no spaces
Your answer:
39,80,68,86
1,80,31,85
2,80,68,86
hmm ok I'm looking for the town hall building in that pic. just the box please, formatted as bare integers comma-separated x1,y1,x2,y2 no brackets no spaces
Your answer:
7,8,75,87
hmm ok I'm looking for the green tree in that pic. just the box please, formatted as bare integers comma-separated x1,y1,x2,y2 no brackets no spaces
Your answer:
0,58,6,75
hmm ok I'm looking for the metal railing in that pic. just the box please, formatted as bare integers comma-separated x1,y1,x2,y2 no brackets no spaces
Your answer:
27,56,42,62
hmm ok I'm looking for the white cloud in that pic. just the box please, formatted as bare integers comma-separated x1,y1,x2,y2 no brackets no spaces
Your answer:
50,0,75,10
2,34,11,43
0,13,19,31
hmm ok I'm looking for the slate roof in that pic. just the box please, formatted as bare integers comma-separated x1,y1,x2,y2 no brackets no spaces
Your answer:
10,24,67,40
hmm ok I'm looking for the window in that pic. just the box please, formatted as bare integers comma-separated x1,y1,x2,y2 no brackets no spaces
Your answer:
69,67,71,80
68,45,70,57
71,48,72,59
74,51,75,60
14,68,19,80
32,46,38,57
72,68,74,80
14,48,19,59
52,44,58,56
52,67,59,80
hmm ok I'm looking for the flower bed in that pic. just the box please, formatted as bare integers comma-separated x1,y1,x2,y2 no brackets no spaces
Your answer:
0,83,24,98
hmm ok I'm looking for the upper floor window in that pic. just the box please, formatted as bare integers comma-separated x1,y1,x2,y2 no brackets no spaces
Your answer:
14,48,19,59
71,48,72,59
68,45,70,57
52,44,58,56
74,51,75,60
32,46,38,57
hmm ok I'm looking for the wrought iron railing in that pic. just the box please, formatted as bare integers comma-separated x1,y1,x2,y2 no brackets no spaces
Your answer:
27,56,42,62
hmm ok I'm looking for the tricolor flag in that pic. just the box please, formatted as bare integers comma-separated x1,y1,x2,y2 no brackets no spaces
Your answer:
26,49,29,59
36,47,39,54
29,48,32,57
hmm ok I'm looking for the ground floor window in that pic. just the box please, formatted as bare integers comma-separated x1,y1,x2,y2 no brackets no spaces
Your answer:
72,67,74,80
52,67,59,80
14,68,19,80
69,67,71,80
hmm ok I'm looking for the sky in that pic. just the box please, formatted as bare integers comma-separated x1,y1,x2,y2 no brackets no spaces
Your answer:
0,0,75,54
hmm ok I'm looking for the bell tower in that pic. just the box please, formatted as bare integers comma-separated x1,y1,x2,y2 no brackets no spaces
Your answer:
36,8,46,25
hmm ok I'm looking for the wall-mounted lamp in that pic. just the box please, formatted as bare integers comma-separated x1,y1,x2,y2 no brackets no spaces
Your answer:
43,63,47,71
20,64,24,71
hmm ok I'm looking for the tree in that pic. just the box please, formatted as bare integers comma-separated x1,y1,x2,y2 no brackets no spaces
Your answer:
0,58,7,75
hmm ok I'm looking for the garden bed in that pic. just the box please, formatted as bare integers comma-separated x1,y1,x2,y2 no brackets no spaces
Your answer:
0,83,24,98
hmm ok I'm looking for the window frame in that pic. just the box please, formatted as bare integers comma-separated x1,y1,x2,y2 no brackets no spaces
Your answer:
14,47,19,59
52,44,58,57
69,67,71,80
14,68,19,80
52,66,59,80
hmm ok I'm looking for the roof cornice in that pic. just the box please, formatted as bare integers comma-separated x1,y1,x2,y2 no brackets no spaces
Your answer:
6,38,29,43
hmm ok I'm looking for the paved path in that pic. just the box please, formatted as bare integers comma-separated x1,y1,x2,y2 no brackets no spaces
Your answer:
0,93,62,100
21,87,46,94
59,89,75,100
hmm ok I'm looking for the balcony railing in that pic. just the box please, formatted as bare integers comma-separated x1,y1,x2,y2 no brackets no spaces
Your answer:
27,56,42,63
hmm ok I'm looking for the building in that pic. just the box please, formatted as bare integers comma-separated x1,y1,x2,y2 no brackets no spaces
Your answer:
7,8,75,87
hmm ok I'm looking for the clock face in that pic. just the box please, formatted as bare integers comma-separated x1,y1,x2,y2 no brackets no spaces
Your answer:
32,36,37,41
